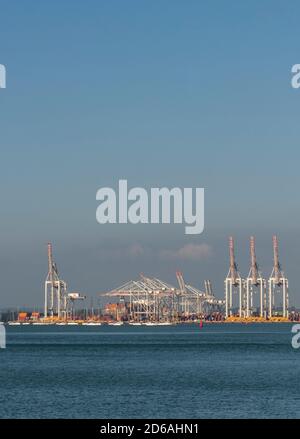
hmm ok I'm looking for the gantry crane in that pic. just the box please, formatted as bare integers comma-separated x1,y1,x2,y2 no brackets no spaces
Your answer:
245,237,266,318
44,243,67,319
224,237,244,318
268,236,289,318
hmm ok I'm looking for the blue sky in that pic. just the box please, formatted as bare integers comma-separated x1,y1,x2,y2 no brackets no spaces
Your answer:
0,0,300,307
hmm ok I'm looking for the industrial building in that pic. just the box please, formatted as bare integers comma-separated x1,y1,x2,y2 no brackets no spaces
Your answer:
102,273,224,323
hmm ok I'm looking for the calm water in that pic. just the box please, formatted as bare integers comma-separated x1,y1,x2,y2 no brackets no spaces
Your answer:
0,323,299,419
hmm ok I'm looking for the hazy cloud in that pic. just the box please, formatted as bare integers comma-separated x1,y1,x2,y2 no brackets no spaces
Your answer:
97,243,145,260
128,243,144,257
160,243,213,261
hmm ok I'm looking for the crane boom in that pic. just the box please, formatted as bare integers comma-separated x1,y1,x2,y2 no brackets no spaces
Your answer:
229,236,238,282
250,236,258,284
273,235,281,284
47,243,54,284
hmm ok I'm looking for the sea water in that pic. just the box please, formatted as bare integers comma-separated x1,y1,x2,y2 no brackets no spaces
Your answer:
0,323,299,419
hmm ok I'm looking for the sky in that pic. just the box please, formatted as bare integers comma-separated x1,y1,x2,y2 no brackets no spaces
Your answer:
0,0,300,308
